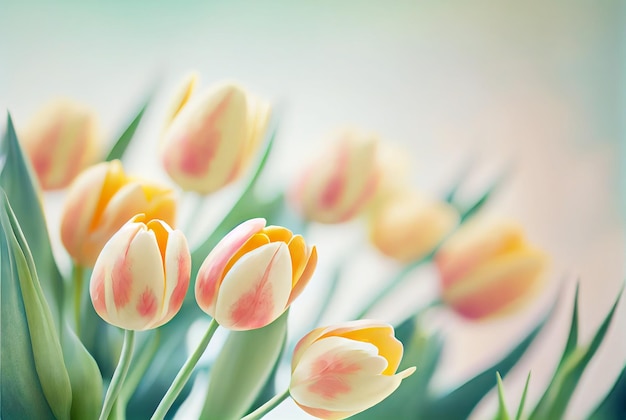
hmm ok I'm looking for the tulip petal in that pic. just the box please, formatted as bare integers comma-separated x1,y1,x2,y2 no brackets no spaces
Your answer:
112,227,165,330
292,326,328,372
287,245,318,306
215,241,292,330
195,218,266,314
158,227,191,327
290,336,404,412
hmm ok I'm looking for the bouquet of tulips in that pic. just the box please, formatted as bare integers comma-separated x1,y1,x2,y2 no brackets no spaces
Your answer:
1,73,624,420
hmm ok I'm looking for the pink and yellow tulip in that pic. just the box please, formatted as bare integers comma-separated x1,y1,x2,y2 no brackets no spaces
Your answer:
20,98,100,190
368,189,459,262
160,79,271,194
435,220,548,319
60,160,176,267
195,218,317,330
290,128,381,224
290,320,416,419
90,215,191,330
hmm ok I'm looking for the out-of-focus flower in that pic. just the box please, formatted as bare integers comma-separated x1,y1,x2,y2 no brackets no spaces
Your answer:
290,128,384,224
195,218,317,331
90,215,190,330
60,160,176,267
435,220,548,319
290,320,416,419
368,188,459,262
160,79,271,194
20,98,100,190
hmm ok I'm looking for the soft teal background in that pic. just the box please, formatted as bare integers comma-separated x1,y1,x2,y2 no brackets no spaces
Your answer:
1,1,624,419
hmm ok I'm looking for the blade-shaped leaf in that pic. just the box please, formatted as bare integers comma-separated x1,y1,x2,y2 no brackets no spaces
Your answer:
529,286,623,420
494,372,511,420
458,173,508,222
199,311,288,420
104,92,152,162
1,190,72,419
515,372,532,420
0,114,64,326
588,366,626,420
422,299,558,420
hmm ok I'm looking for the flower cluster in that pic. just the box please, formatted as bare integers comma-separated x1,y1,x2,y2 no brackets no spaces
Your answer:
1,73,623,420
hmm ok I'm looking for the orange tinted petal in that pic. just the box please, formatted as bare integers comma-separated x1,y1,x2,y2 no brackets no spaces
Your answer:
287,245,318,306
263,225,293,243
222,232,270,277
288,235,307,286
335,325,403,375
89,160,127,230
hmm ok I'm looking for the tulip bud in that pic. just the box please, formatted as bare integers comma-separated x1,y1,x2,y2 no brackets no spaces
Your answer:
20,98,100,190
290,320,416,419
290,128,381,224
435,220,548,319
60,160,176,267
90,215,191,330
368,189,459,262
160,80,271,194
195,218,317,331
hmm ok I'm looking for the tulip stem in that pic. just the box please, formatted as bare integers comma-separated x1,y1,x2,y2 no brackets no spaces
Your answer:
150,318,220,420
240,388,291,420
73,264,84,335
99,329,136,420
354,251,435,320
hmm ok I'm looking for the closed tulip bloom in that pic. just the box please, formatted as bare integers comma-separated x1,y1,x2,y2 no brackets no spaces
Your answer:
160,80,271,194
195,218,317,331
368,189,459,262
61,160,176,267
20,98,100,190
290,128,381,224
435,220,548,319
90,215,191,330
290,320,416,419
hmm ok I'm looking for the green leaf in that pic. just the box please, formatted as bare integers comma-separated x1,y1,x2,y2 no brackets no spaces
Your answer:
199,312,288,420
0,190,72,419
0,114,64,326
529,286,624,420
422,298,558,420
560,284,579,365
458,172,508,222
352,318,444,419
494,372,511,420
60,322,103,420
588,366,626,420
104,92,152,161
515,372,532,420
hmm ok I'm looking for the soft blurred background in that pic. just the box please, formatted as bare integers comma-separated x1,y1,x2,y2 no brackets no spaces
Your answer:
1,1,624,419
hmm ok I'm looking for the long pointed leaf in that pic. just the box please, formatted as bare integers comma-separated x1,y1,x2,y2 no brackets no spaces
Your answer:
588,366,626,420
105,92,152,161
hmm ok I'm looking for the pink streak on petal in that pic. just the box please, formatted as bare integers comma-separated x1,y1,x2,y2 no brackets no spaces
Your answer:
111,232,136,310
196,218,266,310
136,288,158,318
90,264,107,315
319,144,349,209
168,251,191,316
228,245,281,329
307,352,361,399
178,91,233,176
334,171,379,222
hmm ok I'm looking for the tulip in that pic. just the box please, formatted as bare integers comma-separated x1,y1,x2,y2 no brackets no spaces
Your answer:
435,220,548,319
20,98,100,190
160,80,271,194
90,215,191,330
195,218,317,330
290,320,416,419
368,189,459,262
290,128,381,224
60,160,176,267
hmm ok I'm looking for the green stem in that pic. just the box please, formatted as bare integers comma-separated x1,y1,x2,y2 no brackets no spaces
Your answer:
73,264,84,336
150,318,220,420
241,388,291,420
99,330,136,420
354,252,435,320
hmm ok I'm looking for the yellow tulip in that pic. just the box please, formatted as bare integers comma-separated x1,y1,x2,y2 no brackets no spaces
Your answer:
60,160,176,267
435,220,548,319
20,98,100,190
90,215,190,330
368,189,459,262
290,320,416,419
195,218,317,331
160,79,271,194
290,128,381,224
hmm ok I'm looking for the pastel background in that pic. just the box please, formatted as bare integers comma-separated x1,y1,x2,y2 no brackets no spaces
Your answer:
1,1,624,419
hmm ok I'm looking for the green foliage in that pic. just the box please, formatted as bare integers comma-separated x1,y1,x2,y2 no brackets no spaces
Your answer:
493,372,531,420
104,92,152,162
588,367,626,420
199,312,288,420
